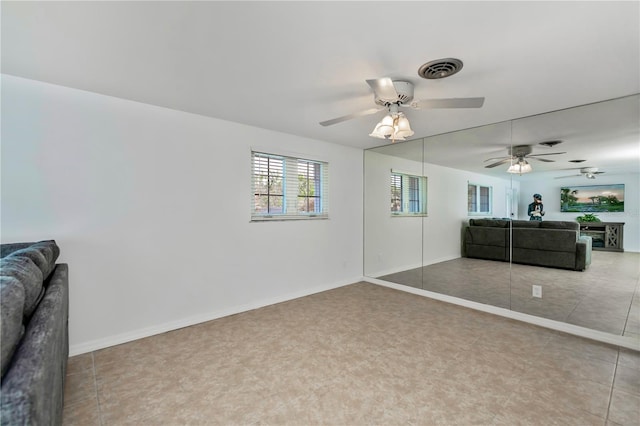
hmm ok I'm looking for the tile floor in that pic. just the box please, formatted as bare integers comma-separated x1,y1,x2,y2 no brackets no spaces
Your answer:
63,282,640,425
379,251,640,340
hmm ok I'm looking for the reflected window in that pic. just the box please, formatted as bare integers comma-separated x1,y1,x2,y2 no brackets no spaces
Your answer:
391,172,427,215
468,183,492,215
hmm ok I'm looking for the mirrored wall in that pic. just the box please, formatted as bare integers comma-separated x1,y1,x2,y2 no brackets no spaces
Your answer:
364,95,640,344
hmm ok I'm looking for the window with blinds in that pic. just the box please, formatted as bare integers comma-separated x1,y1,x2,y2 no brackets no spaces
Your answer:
252,151,329,221
390,171,427,215
468,183,492,215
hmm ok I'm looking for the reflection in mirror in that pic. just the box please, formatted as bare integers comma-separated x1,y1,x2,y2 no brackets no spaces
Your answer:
364,139,423,288
510,95,639,340
364,95,639,344
421,122,513,308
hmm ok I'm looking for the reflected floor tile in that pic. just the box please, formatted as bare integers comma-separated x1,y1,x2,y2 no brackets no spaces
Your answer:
614,365,640,396
608,388,640,426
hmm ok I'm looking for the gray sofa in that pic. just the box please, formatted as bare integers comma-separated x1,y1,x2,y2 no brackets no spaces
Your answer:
1,240,69,426
464,219,591,271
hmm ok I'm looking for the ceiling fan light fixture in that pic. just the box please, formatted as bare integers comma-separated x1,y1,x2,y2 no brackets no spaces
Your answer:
507,159,532,174
395,114,414,139
369,112,413,142
369,115,395,139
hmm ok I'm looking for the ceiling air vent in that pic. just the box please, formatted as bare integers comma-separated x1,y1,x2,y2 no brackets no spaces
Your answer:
418,58,464,79
539,140,563,147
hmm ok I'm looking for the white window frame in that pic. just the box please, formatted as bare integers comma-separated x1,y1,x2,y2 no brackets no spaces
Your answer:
251,151,329,221
468,182,493,215
390,170,427,216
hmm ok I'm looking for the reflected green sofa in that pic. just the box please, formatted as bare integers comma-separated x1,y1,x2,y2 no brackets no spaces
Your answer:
464,219,592,271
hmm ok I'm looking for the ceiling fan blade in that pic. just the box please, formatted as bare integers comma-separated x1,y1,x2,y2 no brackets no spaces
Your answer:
319,107,383,127
483,156,510,162
412,97,485,109
528,152,566,156
528,157,555,163
366,78,398,102
484,158,511,168
554,174,583,179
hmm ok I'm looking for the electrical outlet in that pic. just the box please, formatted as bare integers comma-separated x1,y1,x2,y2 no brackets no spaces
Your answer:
532,285,542,298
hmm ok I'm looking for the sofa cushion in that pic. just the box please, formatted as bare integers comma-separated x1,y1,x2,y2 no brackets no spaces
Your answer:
469,218,509,228
512,220,541,228
466,226,508,246
10,241,60,280
540,221,579,231
512,248,577,270
512,228,578,252
0,276,26,377
0,256,44,319
0,243,34,259
0,264,69,426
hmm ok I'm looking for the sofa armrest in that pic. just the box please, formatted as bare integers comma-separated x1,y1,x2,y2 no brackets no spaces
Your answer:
0,264,69,426
575,237,592,271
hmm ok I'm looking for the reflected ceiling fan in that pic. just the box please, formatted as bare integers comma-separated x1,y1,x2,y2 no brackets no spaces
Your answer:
555,167,605,179
484,145,566,173
319,77,485,141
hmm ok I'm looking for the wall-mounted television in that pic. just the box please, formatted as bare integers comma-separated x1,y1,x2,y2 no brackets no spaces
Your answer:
560,184,624,213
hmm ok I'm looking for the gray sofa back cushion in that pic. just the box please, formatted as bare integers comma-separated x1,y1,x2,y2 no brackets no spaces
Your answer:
0,256,44,319
469,219,509,228
10,241,60,280
512,220,541,228
0,243,33,259
540,221,579,230
0,276,26,377
466,227,508,247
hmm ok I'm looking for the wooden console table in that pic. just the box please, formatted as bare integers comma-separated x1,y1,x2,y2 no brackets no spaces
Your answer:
579,222,624,252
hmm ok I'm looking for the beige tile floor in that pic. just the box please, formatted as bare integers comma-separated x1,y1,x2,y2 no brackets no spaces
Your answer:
379,251,640,340
63,282,640,425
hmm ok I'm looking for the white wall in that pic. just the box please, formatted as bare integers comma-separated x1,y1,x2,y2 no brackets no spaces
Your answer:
1,75,364,354
364,149,517,276
518,173,640,252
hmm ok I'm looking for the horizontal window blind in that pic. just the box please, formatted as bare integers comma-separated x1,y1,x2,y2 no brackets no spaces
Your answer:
390,171,427,215
252,151,329,221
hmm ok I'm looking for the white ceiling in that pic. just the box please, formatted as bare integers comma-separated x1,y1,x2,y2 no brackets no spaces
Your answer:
2,1,639,174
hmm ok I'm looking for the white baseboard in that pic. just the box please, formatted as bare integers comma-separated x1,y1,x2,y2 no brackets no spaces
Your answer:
366,262,423,278
69,276,360,356
364,277,640,351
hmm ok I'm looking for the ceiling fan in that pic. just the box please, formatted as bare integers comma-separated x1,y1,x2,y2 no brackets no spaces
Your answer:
555,167,606,179
319,77,485,141
484,145,566,171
